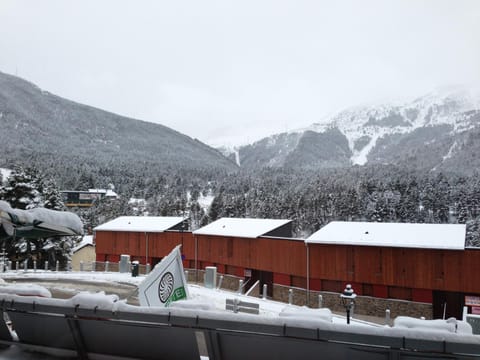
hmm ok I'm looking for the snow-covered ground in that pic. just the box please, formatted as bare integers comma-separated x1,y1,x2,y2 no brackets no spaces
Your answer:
0,270,373,326
1,270,478,359
0,269,373,359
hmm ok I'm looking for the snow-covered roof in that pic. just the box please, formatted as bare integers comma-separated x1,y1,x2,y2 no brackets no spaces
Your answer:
306,221,466,250
73,235,94,253
88,189,107,193
94,216,186,233
88,189,118,197
128,198,146,205
193,217,292,238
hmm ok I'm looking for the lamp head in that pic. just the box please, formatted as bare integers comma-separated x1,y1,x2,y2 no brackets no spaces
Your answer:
340,284,357,306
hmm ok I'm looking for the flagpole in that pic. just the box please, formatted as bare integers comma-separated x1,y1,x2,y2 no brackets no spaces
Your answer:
195,235,198,283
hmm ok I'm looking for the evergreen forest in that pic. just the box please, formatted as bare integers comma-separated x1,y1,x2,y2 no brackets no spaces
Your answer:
4,164,479,250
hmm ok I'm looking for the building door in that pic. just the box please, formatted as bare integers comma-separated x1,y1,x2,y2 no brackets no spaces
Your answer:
250,270,273,297
432,290,464,320
151,257,162,268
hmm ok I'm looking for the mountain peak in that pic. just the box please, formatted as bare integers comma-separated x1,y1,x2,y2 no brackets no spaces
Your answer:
237,87,480,173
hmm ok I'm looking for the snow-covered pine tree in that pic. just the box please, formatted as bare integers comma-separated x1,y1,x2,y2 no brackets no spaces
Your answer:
208,190,224,221
0,165,75,268
1,165,42,209
42,177,67,210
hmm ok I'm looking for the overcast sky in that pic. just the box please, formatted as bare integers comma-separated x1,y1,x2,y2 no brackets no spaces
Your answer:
1,1,479,146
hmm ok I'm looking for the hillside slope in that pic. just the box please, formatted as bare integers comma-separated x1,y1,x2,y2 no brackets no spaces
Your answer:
237,87,480,174
0,71,237,188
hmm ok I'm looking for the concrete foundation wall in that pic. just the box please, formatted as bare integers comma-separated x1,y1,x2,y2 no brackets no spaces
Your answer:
186,269,433,320
273,284,433,320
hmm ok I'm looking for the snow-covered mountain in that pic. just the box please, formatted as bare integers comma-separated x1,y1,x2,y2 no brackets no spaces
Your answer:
0,71,238,188
237,87,480,173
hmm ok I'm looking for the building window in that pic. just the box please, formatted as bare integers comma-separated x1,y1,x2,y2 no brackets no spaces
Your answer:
321,280,344,293
291,276,307,289
225,265,237,276
388,286,412,301
363,283,374,297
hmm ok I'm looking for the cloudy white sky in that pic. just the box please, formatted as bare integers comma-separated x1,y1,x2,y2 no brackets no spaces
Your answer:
1,0,479,146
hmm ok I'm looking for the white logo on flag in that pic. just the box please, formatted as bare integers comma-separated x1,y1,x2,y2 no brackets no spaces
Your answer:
158,272,174,303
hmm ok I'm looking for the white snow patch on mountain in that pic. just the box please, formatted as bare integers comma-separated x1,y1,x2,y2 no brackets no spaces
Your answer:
443,141,459,161
197,192,214,211
298,86,480,165
215,145,241,166
0,168,12,182
351,133,380,165
234,149,240,166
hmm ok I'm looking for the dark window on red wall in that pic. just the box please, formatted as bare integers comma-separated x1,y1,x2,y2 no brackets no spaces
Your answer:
309,279,321,291
363,284,374,297
225,265,237,276
273,273,291,286
216,263,226,274
201,261,215,268
388,286,412,301
291,276,307,288
412,288,433,303
321,280,344,293
373,285,388,298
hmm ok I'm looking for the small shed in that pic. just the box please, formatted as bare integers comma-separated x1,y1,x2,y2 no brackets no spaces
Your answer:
71,235,95,271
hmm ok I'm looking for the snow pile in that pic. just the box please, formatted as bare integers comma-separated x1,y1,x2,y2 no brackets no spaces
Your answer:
0,283,51,298
0,269,145,286
0,200,83,235
394,316,473,335
169,298,216,311
279,305,332,323
64,291,120,311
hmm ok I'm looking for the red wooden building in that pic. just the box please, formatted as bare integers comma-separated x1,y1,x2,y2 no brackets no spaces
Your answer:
94,217,480,319
305,221,476,319
94,216,194,266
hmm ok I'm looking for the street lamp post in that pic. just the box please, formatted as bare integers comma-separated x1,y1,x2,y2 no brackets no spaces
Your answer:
340,284,357,324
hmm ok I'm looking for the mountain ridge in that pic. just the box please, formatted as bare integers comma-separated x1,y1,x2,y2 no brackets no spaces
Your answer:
0,71,238,190
234,87,480,173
